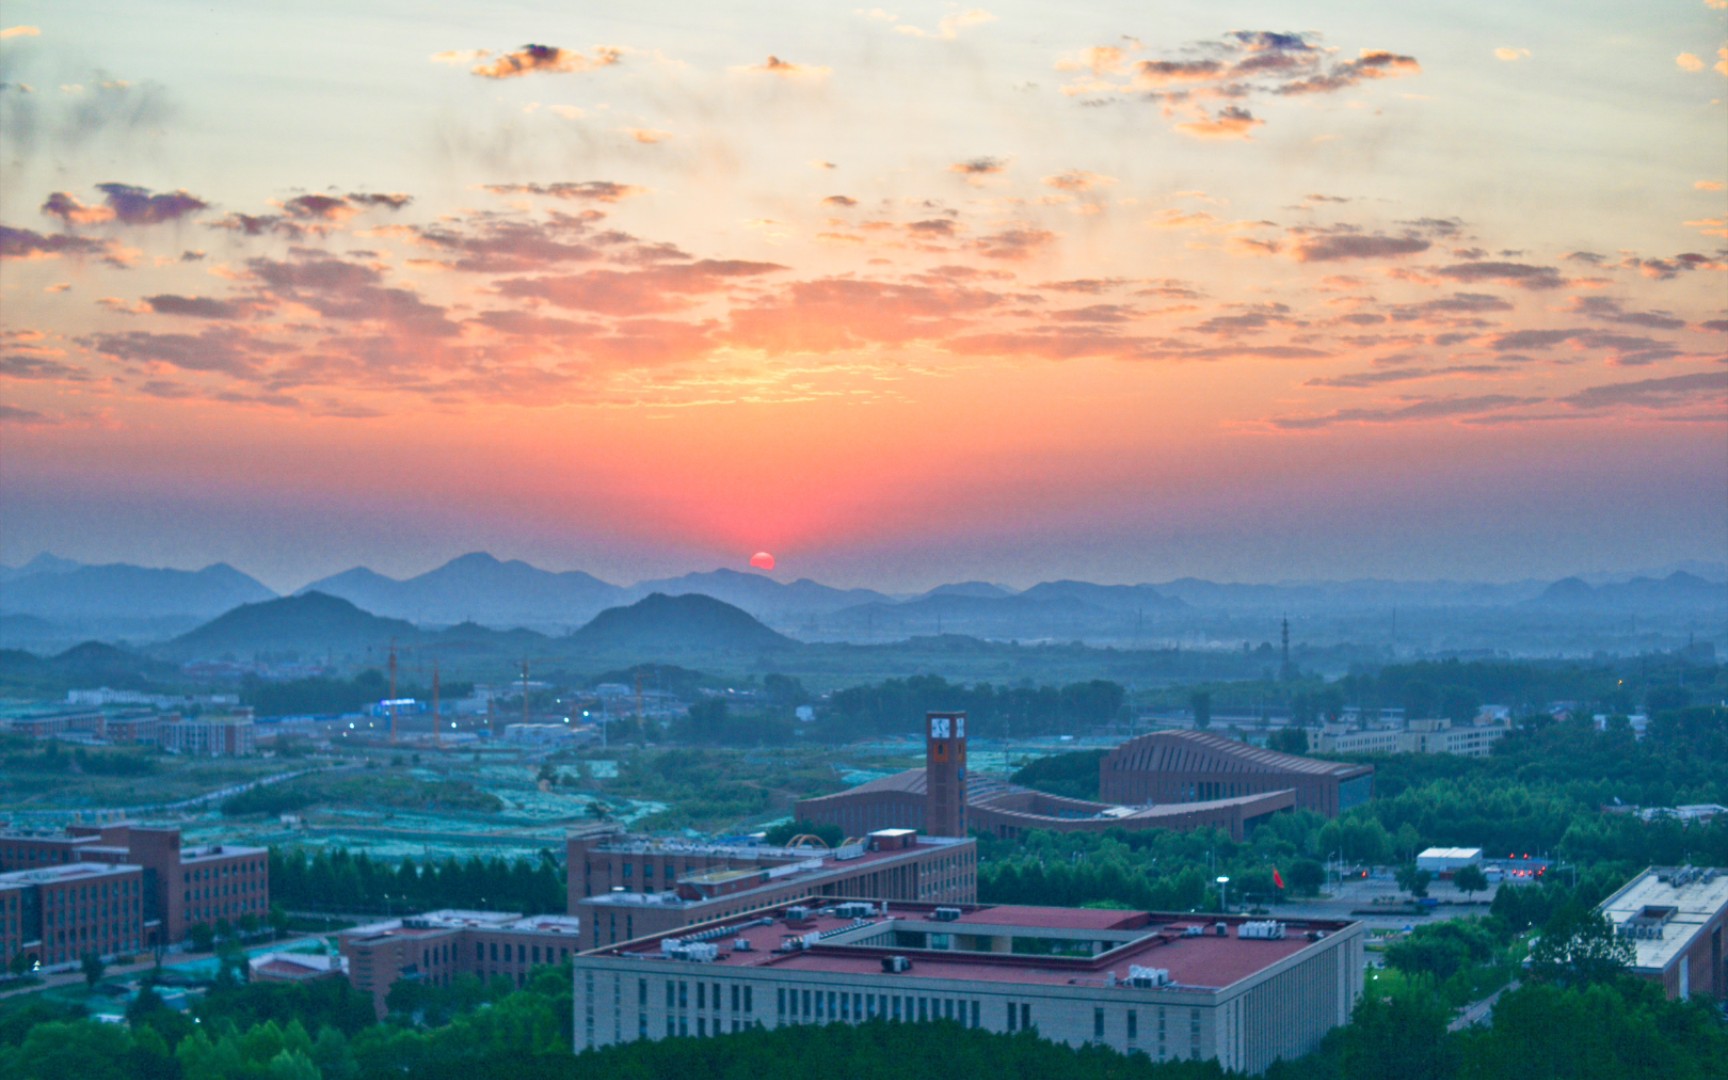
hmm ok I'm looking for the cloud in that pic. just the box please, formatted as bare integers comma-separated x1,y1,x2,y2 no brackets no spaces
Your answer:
280,192,412,221
1288,232,1431,262
734,55,831,80
728,276,1004,353
1271,394,1535,430
1305,363,1505,388
0,404,50,425
972,226,1056,260
949,156,1009,180
95,182,208,225
40,191,116,225
1433,260,1566,290
2,25,41,39
484,181,646,203
410,219,603,273
1061,30,1419,136
822,195,859,208
1494,47,1531,61
1175,106,1263,139
143,294,247,319
496,260,787,316
1677,53,1705,72
248,255,458,336
1565,295,1687,331
0,354,92,381
622,127,671,144
0,224,110,260
469,45,623,79
892,8,996,40
430,49,488,65
1563,370,1728,411
86,328,260,376
1043,169,1117,192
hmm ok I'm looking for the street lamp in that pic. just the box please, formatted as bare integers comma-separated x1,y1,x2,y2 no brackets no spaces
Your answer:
1216,875,1230,914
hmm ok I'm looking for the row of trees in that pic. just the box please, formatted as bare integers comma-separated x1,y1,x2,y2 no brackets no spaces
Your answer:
268,847,564,916
822,675,1127,739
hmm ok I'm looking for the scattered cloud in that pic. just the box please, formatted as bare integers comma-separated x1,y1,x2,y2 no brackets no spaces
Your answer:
1,25,41,39
892,8,996,40
483,181,646,203
1494,47,1531,62
622,127,671,144
0,225,110,260
1288,231,1430,262
1059,30,1420,137
94,183,208,225
950,156,1010,182
468,44,623,79
143,295,248,319
1271,394,1536,430
1175,106,1263,140
0,404,50,425
1043,169,1117,193
1433,260,1566,290
971,226,1056,260
733,55,831,80
40,191,115,225
822,195,859,208
1563,370,1728,411
1696,180,1725,191
1676,53,1705,73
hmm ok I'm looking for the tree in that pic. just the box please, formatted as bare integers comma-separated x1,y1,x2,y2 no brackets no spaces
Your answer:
81,951,105,988
1268,727,1308,754
1285,859,1325,897
1395,863,1433,898
187,922,215,952
1453,863,1490,898
1529,904,1635,988
1190,691,1212,730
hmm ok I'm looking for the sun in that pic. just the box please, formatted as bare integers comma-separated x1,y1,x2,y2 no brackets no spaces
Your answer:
749,551,776,571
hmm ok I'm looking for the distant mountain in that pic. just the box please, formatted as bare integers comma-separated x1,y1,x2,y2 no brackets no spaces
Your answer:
0,640,182,694
0,562,276,621
160,591,420,659
299,552,623,629
1526,572,1728,612
625,568,892,619
919,581,1016,600
0,553,83,585
568,593,797,653
1018,580,1185,612
822,591,1118,640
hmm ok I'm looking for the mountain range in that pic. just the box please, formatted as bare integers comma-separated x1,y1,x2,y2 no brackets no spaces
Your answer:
3,551,1725,656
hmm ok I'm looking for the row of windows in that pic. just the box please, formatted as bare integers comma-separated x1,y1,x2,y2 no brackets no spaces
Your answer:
778,986,981,1028
658,978,755,1014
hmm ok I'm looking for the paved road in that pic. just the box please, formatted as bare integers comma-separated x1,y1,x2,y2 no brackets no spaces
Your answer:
1450,980,1519,1031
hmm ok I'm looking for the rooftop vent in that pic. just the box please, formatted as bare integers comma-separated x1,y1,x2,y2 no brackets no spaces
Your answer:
1128,965,1170,988
882,955,912,973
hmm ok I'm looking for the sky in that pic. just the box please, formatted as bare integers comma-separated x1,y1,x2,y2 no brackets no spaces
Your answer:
0,1,1724,593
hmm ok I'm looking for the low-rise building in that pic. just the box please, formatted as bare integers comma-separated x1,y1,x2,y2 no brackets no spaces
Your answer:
338,909,585,1017
159,715,256,756
1102,731,1373,817
0,824,267,946
0,861,145,970
571,899,1363,1075
1597,866,1728,1000
569,828,976,951
1311,717,1511,758
1415,847,1482,874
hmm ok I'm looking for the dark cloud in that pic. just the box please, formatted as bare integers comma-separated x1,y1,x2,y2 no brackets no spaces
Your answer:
1562,370,1728,411
144,294,246,319
497,260,786,316
907,219,958,237
95,182,208,224
1192,302,1296,336
470,44,623,79
40,191,112,225
248,256,457,336
209,213,302,238
484,181,646,203
1305,364,1505,388
1271,394,1534,430
1566,296,1687,331
86,328,259,375
0,224,108,259
949,156,1009,178
1433,260,1566,290
972,227,1055,261
412,220,602,273
1290,233,1430,262
1276,50,1420,96
0,354,93,381
821,195,858,208
1050,304,1137,323
0,404,50,425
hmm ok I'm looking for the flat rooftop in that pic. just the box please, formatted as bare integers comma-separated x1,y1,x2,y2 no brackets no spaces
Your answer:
341,909,584,943
0,861,140,886
587,901,1354,992
582,835,972,911
1597,866,1728,973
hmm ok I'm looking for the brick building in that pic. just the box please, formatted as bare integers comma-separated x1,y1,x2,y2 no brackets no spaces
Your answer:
338,909,585,1017
1100,731,1373,818
1598,866,1728,1000
572,899,1363,1075
0,861,145,970
0,824,267,946
569,828,976,951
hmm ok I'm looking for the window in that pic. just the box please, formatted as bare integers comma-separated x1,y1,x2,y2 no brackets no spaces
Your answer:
1094,1007,1105,1039
1128,1010,1138,1041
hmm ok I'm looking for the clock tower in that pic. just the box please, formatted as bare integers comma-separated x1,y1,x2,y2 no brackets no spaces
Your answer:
924,710,967,837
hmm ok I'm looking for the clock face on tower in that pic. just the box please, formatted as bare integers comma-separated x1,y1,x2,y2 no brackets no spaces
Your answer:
930,715,951,739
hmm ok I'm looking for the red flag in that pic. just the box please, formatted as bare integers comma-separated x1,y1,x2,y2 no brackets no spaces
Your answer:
1272,867,1285,890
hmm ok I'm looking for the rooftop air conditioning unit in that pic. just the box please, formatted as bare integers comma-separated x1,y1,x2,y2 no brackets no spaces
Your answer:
785,906,810,922
933,907,962,922
882,955,912,973
733,938,753,952
1215,922,1228,936
1127,965,1170,988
